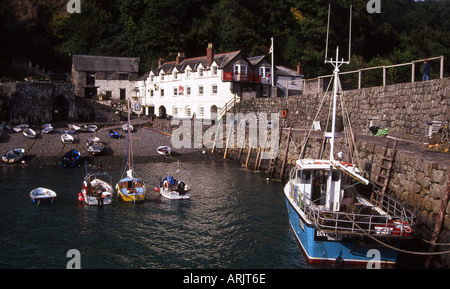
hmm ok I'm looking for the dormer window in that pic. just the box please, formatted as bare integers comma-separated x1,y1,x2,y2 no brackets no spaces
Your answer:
173,71,178,80
211,66,218,76
199,68,204,77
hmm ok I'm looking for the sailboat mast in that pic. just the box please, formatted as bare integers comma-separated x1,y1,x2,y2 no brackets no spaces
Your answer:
127,99,131,171
330,46,340,162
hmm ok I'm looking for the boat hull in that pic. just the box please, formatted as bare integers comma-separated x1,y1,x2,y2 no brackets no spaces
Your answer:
284,193,399,266
116,178,146,203
160,188,191,200
117,189,145,203
30,188,57,205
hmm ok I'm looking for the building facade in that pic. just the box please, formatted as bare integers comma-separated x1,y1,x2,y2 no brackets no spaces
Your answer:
136,43,275,120
71,55,140,101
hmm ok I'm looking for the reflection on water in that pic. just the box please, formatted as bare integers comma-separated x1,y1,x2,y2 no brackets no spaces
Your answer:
0,160,310,269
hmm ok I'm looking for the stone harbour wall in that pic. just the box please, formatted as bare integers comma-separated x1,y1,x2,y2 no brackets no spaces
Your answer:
236,78,450,143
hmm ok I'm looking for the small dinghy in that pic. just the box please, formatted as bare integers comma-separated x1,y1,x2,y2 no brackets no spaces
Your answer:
86,137,100,146
157,146,171,156
2,148,25,163
60,149,81,168
122,124,133,132
61,133,74,143
23,128,37,138
87,125,97,132
79,163,113,206
108,130,120,139
87,143,105,155
68,124,81,131
156,161,191,200
13,124,28,132
41,124,53,134
30,187,57,205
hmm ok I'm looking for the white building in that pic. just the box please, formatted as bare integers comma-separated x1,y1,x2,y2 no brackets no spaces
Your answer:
135,43,274,120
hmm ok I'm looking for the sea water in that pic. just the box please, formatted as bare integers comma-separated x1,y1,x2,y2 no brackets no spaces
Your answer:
0,160,312,269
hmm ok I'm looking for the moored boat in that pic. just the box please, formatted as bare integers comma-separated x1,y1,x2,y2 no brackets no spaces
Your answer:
122,124,133,132
283,9,415,267
61,133,74,143
157,146,171,156
2,148,25,163
108,130,120,139
60,149,81,168
13,124,28,132
156,161,191,200
79,164,113,206
42,124,53,134
116,100,145,203
23,128,37,138
30,187,57,205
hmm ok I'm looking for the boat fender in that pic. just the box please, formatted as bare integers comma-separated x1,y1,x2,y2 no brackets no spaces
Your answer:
163,180,169,190
154,186,160,192
78,192,84,202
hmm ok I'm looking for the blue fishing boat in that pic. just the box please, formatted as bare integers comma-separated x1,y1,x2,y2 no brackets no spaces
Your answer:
60,149,81,168
283,6,415,267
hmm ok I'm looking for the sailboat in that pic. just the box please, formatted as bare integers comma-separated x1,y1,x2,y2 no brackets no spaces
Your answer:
116,100,146,203
283,6,415,266
80,162,113,206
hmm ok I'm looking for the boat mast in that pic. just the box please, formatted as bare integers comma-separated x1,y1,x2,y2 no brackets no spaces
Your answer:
325,4,352,163
127,99,132,173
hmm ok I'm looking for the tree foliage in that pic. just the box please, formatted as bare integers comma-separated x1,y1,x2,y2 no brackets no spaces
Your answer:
1,0,449,79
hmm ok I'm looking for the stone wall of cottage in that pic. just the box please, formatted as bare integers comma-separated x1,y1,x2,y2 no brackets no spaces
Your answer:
0,81,119,124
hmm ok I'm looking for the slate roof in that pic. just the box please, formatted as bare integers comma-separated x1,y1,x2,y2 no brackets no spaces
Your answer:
152,50,241,75
72,55,140,73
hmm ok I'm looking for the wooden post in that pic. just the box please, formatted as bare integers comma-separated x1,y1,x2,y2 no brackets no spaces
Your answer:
223,124,233,159
425,172,450,268
245,141,252,168
279,127,291,180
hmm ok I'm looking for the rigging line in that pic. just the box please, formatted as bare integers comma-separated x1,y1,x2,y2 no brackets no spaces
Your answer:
343,213,450,256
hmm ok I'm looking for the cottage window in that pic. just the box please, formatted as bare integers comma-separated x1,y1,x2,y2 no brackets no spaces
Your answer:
260,66,270,78
198,85,204,95
186,86,191,96
211,66,218,76
186,70,192,79
119,74,128,80
160,88,164,98
173,106,178,117
199,68,204,77
197,105,205,117
185,106,192,118
106,73,112,80
173,87,178,97
234,64,247,75
173,71,178,80
86,72,95,85
150,90,154,97
160,73,165,81
212,85,218,95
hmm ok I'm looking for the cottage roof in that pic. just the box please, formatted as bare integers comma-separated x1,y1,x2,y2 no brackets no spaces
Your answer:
276,65,302,77
153,51,241,75
73,55,140,73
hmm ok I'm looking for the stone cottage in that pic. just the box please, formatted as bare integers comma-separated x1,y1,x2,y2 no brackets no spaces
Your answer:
71,55,140,102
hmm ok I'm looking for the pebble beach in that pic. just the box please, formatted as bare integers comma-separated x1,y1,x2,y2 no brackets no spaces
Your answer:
0,118,213,169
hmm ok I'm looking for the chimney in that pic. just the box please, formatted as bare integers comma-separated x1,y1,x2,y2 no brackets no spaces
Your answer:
158,58,165,67
176,52,185,65
297,62,302,75
207,43,214,67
